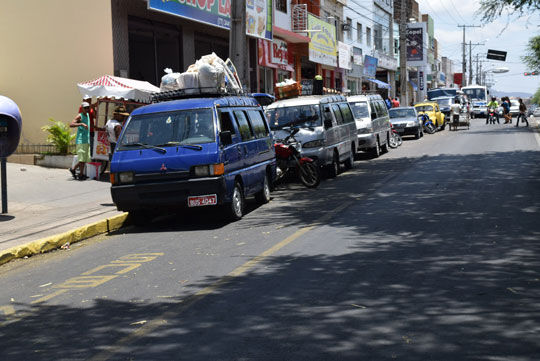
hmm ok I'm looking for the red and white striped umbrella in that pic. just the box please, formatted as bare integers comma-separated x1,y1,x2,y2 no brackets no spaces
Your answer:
77,75,160,102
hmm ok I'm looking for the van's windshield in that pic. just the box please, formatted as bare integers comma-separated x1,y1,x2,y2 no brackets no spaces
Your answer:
118,108,215,150
349,101,370,119
266,104,322,130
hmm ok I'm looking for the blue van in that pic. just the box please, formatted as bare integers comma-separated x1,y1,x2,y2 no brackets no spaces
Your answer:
110,94,276,223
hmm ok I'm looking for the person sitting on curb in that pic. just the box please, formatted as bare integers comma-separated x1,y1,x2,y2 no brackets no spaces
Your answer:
69,102,91,180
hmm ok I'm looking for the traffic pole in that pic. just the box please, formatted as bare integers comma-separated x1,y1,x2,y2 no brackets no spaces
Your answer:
1,157,7,213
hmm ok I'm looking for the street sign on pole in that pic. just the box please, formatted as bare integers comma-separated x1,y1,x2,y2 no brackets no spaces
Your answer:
486,49,507,61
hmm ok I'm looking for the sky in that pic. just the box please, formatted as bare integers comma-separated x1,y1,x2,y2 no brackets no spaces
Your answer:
415,0,540,95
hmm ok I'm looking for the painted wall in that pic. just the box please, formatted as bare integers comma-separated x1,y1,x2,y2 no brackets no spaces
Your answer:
0,0,114,146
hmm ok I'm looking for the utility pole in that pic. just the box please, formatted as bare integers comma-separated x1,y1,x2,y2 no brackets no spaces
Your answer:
230,0,249,90
399,0,408,105
458,24,481,87
469,43,485,85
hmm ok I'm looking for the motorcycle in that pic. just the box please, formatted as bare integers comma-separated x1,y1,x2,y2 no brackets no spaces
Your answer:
487,107,497,124
388,123,402,149
420,113,436,134
274,127,321,188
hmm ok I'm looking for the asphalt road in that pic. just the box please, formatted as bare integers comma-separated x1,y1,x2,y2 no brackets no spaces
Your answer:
1,118,539,361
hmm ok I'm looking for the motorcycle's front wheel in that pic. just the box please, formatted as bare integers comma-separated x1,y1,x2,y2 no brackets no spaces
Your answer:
298,161,321,188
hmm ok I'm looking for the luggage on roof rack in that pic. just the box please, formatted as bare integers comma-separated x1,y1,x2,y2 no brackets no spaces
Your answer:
151,86,247,103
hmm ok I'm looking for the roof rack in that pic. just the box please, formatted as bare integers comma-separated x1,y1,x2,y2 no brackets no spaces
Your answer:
151,86,247,103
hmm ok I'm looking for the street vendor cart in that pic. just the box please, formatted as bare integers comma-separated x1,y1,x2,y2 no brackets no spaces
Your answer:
449,111,470,131
77,75,160,174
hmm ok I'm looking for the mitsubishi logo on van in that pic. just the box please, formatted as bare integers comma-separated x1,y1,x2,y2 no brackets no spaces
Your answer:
160,163,167,172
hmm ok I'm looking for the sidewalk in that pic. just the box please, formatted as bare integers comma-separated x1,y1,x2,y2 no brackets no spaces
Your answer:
0,162,128,266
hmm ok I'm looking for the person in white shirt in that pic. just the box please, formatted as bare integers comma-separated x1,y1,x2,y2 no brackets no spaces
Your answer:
106,106,129,161
450,99,461,123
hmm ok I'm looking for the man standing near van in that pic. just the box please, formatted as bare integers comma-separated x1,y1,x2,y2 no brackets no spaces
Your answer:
385,96,393,109
69,102,91,180
106,106,129,161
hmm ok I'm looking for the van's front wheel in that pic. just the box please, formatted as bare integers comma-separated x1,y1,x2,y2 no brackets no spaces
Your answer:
227,181,245,221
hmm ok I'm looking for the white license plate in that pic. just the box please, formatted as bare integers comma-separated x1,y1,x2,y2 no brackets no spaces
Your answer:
188,194,217,207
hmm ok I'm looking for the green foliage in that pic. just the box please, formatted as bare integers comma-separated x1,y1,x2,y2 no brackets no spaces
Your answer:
531,87,540,105
41,118,75,155
522,35,540,71
478,0,540,22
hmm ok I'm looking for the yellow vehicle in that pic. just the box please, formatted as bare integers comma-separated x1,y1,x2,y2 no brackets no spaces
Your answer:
414,102,446,130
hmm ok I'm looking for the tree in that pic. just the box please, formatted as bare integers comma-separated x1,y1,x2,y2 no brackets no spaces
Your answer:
532,87,540,105
478,0,540,22
522,36,540,71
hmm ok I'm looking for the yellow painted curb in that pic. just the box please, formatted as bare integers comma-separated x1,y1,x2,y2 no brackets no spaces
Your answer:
0,213,129,267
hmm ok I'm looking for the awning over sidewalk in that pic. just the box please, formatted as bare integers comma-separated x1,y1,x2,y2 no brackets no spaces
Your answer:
367,78,391,89
77,75,160,103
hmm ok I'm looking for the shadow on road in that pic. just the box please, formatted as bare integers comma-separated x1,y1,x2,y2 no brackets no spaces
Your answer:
1,149,539,360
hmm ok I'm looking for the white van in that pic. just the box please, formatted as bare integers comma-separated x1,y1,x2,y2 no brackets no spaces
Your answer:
347,94,391,158
266,95,357,178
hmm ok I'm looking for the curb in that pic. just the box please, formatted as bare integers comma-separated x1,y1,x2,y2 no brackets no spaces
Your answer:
0,213,130,267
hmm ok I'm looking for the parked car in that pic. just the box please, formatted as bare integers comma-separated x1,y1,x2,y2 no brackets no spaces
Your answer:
347,94,391,158
388,107,423,139
266,95,357,178
533,106,540,117
414,102,446,130
510,99,520,117
110,94,276,223
527,104,537,117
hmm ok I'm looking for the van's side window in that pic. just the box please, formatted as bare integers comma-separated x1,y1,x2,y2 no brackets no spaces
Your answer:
219,110,235,133
377,101,388,117
233,110,255,141
331,104,344,124
369,100,377,116
374,101,384,117
338,103,354,123
247,110,269,138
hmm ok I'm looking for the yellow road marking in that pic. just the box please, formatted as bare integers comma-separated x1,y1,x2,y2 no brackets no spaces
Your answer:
30,289,68,304
82,263,141,276
89,199,356,361
0,305,15,317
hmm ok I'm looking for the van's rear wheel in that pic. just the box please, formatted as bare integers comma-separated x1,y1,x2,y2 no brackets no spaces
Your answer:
343,144,354,170
370,140,380,158
254,173,271,204
380,134,389,153
227,182,244,221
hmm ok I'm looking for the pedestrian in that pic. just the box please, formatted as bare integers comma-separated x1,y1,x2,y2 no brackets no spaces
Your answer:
385,96,392,109
501,97,511,124
450,98,461,129
105,105,129,161
69,102,92,180
516,98,529,127
392,97,400,107
78,96,98,155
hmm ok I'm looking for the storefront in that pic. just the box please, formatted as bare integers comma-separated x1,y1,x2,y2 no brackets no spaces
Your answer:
257,38,295,94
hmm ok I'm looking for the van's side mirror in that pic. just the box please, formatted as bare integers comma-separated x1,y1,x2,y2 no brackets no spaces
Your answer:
220,131,233,145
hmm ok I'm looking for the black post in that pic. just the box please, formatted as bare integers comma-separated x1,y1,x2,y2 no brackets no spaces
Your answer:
1,157,7,213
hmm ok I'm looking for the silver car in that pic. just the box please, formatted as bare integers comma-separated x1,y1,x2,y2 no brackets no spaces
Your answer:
388,107,423,139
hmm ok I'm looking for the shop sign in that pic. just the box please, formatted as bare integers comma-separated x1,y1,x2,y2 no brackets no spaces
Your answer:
406,22,427,66
307,14,337,67
376,52,398,71
419,71,424,91
258,39,294,72
271,39,289,66
338,42,352,70
148,0,273,40
362,55,378,78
